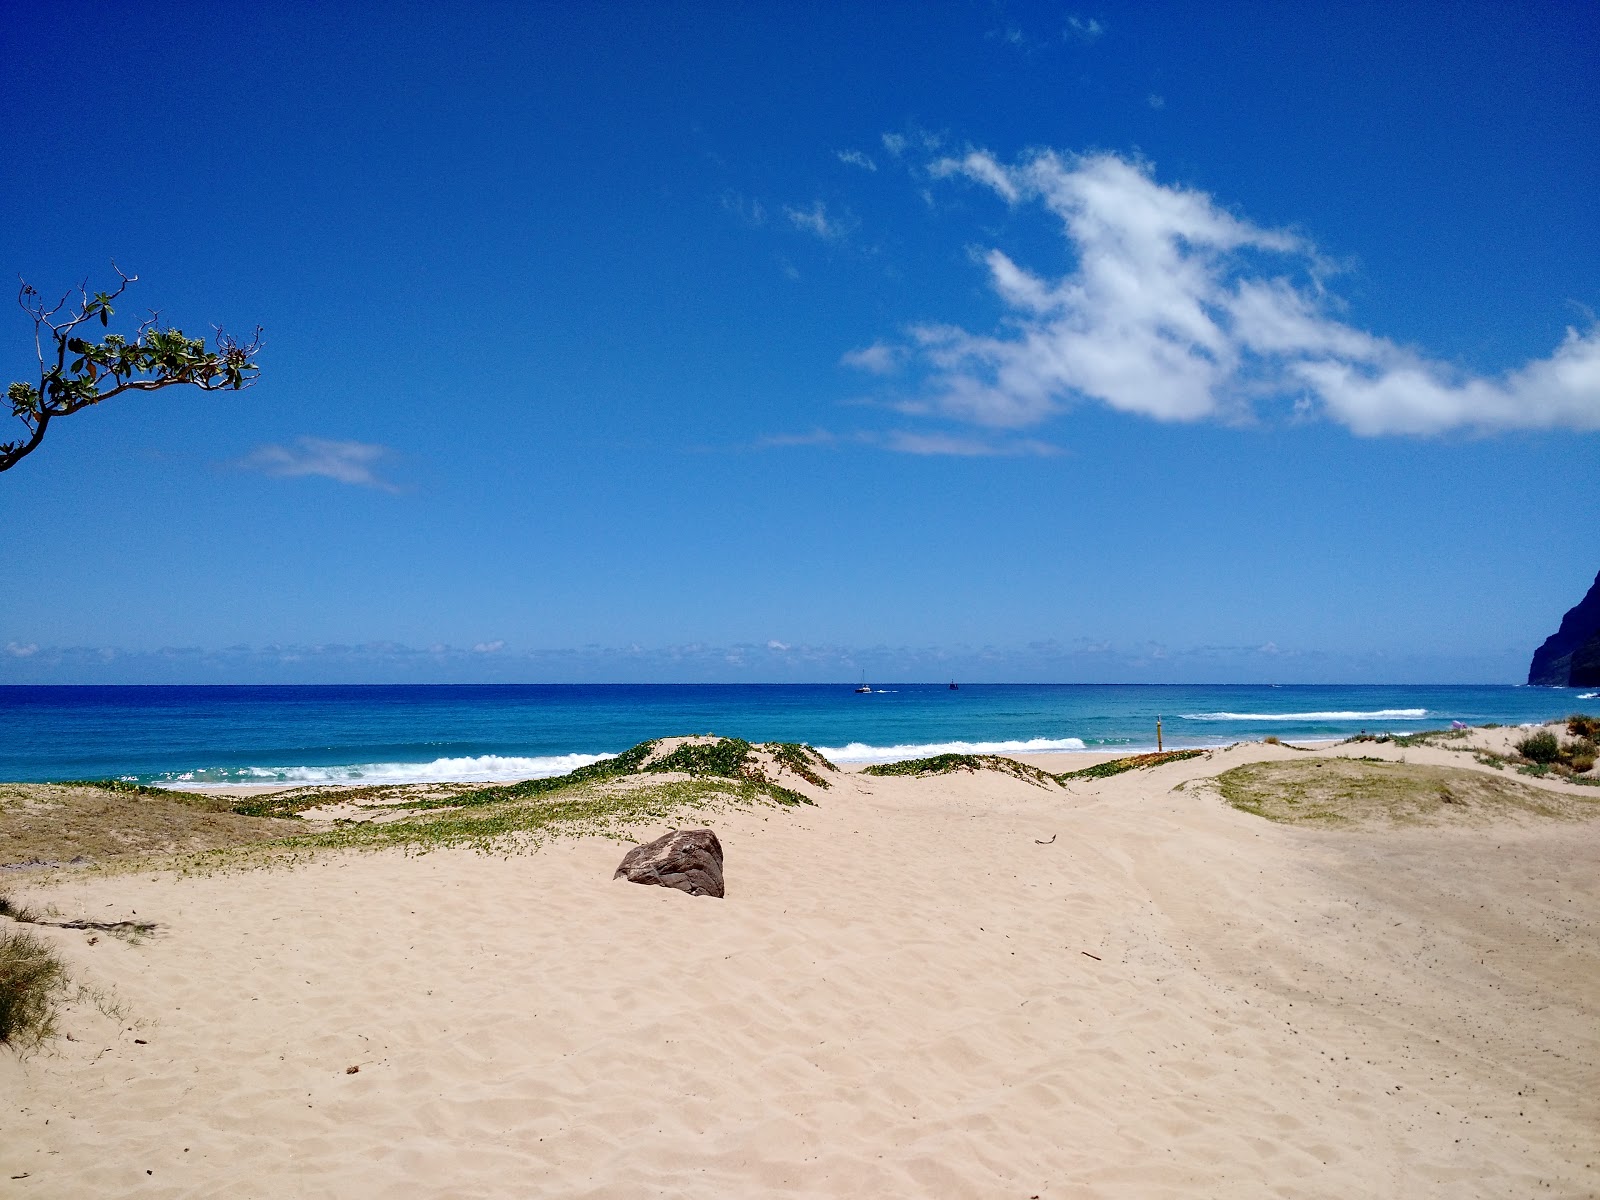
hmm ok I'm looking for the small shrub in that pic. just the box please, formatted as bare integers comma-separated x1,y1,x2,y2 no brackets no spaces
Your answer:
1567,713,1600,739
1516,730,1561,764
0,929,68,1051
0,889,39,924
1262,735,1282,746
1564,737,1597,774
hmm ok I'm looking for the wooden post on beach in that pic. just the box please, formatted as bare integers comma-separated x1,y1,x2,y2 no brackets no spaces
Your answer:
1156,717,1163,752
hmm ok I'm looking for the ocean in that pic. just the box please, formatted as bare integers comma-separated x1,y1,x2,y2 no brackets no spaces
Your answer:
1,683,1594,787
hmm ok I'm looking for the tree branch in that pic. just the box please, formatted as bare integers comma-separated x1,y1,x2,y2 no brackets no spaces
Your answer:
4,266,259,473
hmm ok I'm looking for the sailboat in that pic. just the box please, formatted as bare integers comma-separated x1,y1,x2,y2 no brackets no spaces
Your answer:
855,672,871,694
948,681,959,690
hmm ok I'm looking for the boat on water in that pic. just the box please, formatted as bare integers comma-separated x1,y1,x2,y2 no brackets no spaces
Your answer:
855,673,872,694
948,681,960,690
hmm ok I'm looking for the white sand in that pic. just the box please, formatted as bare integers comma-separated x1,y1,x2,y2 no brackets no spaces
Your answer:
4,741,1597,1197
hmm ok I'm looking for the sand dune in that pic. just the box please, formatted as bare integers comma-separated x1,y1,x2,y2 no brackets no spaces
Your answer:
3,741,1597,1197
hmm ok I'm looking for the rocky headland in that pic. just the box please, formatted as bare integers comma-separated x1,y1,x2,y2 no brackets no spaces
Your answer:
1529,568,1600,687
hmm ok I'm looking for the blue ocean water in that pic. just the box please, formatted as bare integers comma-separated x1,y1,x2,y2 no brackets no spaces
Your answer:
1,683,1593,786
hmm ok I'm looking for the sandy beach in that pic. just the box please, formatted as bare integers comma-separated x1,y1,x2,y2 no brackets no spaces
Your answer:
3,732,1597,1198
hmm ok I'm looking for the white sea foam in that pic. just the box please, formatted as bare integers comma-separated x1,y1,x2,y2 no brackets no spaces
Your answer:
815,737,1087,763
1181,709,1428,722
158,752,615,788
1579,693,1598,700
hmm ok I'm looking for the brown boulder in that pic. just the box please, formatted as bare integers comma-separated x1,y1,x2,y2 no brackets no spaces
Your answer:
613,828,724,898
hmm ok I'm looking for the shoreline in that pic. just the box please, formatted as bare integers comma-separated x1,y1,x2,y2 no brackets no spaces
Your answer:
4,724,1596,1195
147,738,1361,795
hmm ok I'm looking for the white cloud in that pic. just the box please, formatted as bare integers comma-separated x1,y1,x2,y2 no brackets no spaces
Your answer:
1065,15,1105,41
758,429,842,449
841,342,903,374
472,640,505,654
785,199,849,241
836,149,877,172
721,189,766,226
892,149,1600,436
1147,93,1165,110
881,132,908,158
884,431,1061,457
5,641,38,658
241,437,401,490
766,639,790,651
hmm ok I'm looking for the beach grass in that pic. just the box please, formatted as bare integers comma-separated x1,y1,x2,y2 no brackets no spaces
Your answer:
1055,750,1207,780
1214,758,1599,826
2,738,830,872
0,926,69,1051
861,753,1059,786
0,781,307,868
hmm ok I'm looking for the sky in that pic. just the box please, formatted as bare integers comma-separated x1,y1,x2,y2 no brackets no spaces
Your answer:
2,0,1597,684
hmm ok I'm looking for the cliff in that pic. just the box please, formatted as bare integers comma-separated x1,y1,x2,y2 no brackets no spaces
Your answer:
1528,569,1600,687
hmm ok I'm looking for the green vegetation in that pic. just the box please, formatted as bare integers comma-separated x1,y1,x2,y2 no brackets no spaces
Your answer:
1056,750,1206,780
0,780,305,868
1509,728,1597,777
860,753,1059,786
0,927,68,1051
766,742,836,789
1214,759,1598,827
5,266,261,474
1567,713,1600,739
1343,728,1469,749
6,737,831,870
1516,730,1561,763
443,737,824,811
0,890,39,923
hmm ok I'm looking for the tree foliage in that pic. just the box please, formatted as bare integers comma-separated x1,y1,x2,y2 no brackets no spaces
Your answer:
3,265,261,473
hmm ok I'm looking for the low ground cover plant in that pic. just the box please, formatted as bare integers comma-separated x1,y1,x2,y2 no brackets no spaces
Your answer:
862,753,1058,786
1215,759,1596,826
1056,750,1206,780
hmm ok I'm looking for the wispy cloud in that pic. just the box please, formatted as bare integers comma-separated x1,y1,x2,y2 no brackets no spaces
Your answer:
841,342,904,374
720,189,766,226
472,640,505,654
785,199,852,241
0,636,1515,684
836,149,877,172
757,429,843,449
240,437,401,490
884,149,1600,436
1065,15,1105,41
881,129,943,161
883,431,1061,457
1147,93,1165,110
5,641,38,658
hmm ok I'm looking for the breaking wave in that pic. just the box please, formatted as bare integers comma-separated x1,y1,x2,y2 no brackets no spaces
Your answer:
152,752,615,788
815,736,1087,763
1181,709,1428,722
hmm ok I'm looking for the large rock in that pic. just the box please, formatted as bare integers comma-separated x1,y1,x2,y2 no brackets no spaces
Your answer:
613,828,724,898
1571,630,1600,688
1529,569,1600,686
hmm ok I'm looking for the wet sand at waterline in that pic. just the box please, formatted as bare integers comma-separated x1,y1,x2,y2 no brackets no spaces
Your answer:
3,733,1597,1197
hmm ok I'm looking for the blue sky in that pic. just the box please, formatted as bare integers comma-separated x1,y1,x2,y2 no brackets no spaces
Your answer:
2,0,1597,684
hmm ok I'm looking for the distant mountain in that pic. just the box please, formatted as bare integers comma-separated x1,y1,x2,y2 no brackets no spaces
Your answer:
1529,570,1600,687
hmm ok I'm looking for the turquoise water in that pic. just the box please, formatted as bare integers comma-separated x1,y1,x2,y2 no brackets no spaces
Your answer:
0,683,1591,785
